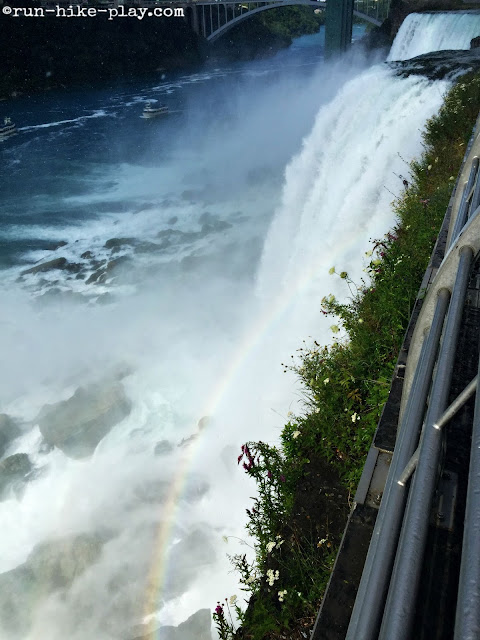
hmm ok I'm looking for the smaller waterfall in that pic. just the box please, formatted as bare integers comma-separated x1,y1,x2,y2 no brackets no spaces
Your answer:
388,11,480,61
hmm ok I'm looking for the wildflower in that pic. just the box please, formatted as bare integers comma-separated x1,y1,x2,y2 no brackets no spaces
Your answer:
331,325,340,334
292,430,301,439
266,541,276,553
323,377,330,385
286,410,293,417
276,538,284,547
358,318,364,324
229,595,237,604
328,294,335,303
278,589,287,602
372,258,381,266
328,267,335,275
215,604,224,617
351,412,360,422
266,569,280,586
317,538,327,548
365,249,373,257
340,271,348,279
267,469,273,479
427,164,432,170
449,176,455,181
280,475,286,482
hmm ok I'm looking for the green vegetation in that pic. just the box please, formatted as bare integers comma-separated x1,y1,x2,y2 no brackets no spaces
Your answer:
215,71,480,640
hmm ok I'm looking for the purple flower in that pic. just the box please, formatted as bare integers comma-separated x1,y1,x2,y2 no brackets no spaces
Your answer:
280,475,286,483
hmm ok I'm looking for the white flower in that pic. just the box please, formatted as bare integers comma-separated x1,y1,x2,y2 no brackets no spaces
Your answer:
229,595,237,604
365,249,373,257
276,539,284,548
266,569,280,586
266,541,276,553
351,412,360,422
278,589,287,602
286,410,293,418
331,325,340,334
292,430,301,439
323,378,330,385
358,318,364,324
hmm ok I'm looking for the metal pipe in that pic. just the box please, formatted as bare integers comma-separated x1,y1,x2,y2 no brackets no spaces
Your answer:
379,245,474,640
450,159,479,248
455,353,480,639
345,288,450,640
470,168,480,217
398,375,478,485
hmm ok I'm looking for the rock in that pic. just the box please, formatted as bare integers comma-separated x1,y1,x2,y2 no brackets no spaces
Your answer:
20,257,68,276
86,268,107,285
167,216,178,225
45,240,68,251
130,607,212,640
0,453,32,499
104,237,137,250
0,533,105,637
471,36,480,49
36,382,131,458
27,533,104,589
0,414,21,457
80,250,94,259
154,439,174,456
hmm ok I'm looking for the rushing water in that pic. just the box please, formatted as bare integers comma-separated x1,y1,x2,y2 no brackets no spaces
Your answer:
0,16,472,640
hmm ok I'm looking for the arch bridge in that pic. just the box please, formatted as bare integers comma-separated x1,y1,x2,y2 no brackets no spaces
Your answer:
184,0,391,54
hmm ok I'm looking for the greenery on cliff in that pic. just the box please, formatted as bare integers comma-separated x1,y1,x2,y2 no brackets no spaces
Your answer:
213,70,480,640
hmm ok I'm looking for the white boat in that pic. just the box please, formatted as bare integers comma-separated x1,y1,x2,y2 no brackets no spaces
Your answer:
0,117,16,139
142,102,169,118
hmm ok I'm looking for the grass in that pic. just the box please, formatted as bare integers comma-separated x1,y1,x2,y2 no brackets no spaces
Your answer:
214,71,480,640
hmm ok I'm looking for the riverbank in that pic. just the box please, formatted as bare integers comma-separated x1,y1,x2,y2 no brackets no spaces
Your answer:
213,69,480,640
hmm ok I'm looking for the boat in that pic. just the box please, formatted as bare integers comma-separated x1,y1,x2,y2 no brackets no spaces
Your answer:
142,102,169,118
0,116,16,139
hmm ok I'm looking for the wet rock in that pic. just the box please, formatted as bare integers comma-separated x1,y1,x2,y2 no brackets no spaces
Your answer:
21,257,68,276
81,250,94,259
36,382,131,458
0,414,21,457
104,237,137,250
130,607,212,640
86,268,107,285
27,533,104,589
154,439,174,456
0,453,32,498
392,48,480,80
167,216,178,225
0,533,105,637
45,240,68,251
471,36,480,49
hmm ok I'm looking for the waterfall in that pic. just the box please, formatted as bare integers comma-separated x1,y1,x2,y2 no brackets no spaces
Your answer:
388,11,480,61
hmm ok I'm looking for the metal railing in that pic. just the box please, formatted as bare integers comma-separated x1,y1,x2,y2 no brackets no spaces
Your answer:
345,120,480,640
